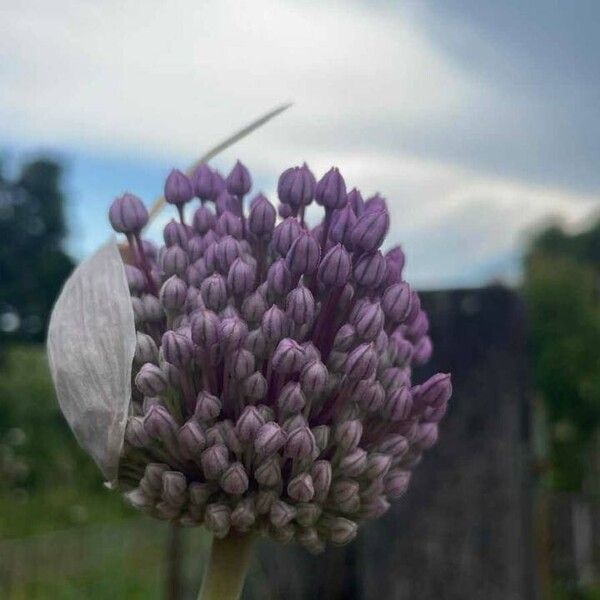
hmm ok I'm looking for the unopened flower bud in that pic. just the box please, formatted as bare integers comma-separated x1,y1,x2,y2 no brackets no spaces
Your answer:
160,275,188,313
141,463,169,495
163,219,189,250
221,462,249,495
162,471,187,505
407,310,429,340
135,332,159,365
331,479,360,512
125,416,151,447
270,500,297,528
423,401,448,423
413,336,433,366
255,422,287,456
286,231,320,276
351,210,389,252
162,330,193,368
311,460,332,501
254,455,282,487
226,160,252,197
344,343,378,381
165,169,193,205
136,363,169,396
230,348,255,379
178,421,206,459
216,211,243,238
364,193,387,213
277,382,306,414
219,317,248,350
377,434,409,457
285,426,316,460
241,292,267,324
333,323,356,351
200,273,227,312
415,373,452,409
272,217,302,255
334,420,363,452
271,338,306,373
330,205,356,247
318,244,351,286
365,453,392,480
288,473,315,502
312,426,330,452
352,301,384,342
231,498,257,531
284,286,314,326
384,469,411,498
327,517,357,546
244,328,267,358
384,386,412,421
299,360,328,397
362,496,390,519
108,193,148,233
315,167,347,209
204,503,231,538
261,305,288,345
352,379,385,413
201,444,229,480
354,251,387,288
242,371,267,400
267,259,292,296
194,391,222,421
191,164,216,201
125,264,147,294
278,164,316,207
415,422,438,449
296,503,322,527
144,404,178,440
339,448,368,477
248,194,276,236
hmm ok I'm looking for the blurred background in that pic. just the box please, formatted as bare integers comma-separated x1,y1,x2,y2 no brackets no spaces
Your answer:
0,1,599,598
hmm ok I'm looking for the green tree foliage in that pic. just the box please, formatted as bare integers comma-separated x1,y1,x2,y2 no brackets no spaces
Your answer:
523,218,600,490
0,159,74,343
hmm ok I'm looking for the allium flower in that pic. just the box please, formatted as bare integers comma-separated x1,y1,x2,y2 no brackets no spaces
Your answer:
47,159,451,596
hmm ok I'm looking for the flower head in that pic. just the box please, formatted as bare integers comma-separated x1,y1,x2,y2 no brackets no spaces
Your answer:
48,160,451,553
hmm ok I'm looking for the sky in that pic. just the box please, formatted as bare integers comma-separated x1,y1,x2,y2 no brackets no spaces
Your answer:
1,0,599,289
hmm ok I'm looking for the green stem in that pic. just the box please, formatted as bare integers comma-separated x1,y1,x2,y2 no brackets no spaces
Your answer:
197,533,253,600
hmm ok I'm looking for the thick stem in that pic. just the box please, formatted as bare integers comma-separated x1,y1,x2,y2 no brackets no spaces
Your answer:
198,533,253,600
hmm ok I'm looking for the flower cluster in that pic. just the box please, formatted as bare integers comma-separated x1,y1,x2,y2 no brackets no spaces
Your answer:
109,160,452,552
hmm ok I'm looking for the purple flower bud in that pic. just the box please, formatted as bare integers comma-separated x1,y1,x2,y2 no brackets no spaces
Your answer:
384,386,412,422
108,193,148,234
254,455,282,486
125,416,151,447
364,193,387,213
384,469,411,499
277,382,307,414
143,404,178,439
163,219,189,250
415,422,439,450
385,246,405,283
339,448,368,477
377,434,409,457
231,498,257,531
327,517,357,546
248,194,276,237
413,336,432,366
318,244,351,286
352,379,385,412
161,331,194,368
365,453,392,480
296,503,322,528
334,420,363,451
227,257,256,296
244,328,267,358
192,206,216,236
135,332,159,365
347,188,364,217
382,282,411,323
389,333,413,366
333,323,356,352
278,164,316,207
162,471,187,505
136,363,169,396
362,496,390,520
352,302,384,342
351,210,389,252
219,316,248,349
164,169,193,205
200,273,227,312
311,460,332,500
267,258,292,296
161,245,189,278
194,391,222,421
204,503,231,537
234,406,263,443
178,421,207,459
201,444,229,479
299,360,328,398
215,236,241,273
139,294,161,322
288,473,315,502
405,290,421,324
423,401,448,423
344,343,378,381
285,426,316,460
254,422,287,456
331,479,360,512
157,276,186,314
125,264,147,294
186,238,203,264
191,164,215,200
415,373,452,409
261,305,288,345
380,366,409,391
285,231,321,276
272,217,302,255
270,500,296,528
226,160,252,197
190,310,219,349
221,462,249,495
242,371,267,401
230,348,255,379
315,167,347,209
330,205,356,247
271,338,306,374
278,203,292,218
216,210,243,238
354,251,387,289
406,310,429,341
286,285,315,325
241,292,267,324
212,170,226,198
256,405,274,423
